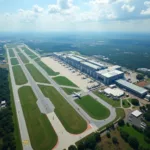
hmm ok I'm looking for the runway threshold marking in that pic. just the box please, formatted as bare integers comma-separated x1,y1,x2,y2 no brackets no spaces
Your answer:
23,140,29,145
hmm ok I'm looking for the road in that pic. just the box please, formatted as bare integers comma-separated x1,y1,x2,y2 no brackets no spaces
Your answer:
5,46,33,150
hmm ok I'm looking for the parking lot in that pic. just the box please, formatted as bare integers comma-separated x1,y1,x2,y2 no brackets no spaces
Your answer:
41,57,100,92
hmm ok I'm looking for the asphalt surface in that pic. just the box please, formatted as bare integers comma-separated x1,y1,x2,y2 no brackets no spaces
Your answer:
6,46,33,150
19,45,117,129
14,49,55,114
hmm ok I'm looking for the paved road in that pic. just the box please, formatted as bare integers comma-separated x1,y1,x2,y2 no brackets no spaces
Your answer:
19,45,116,128
14,49,55,114
5,46,33,150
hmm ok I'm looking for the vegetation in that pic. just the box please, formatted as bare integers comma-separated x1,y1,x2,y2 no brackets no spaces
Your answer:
122,99,131,108
26,64,49,83
75,95,110,120
18,86,58,150
12,65,28,85
39,85,87,134
15,48,20,53
130,98,139,106
18,53,29,64
22,47,37,57
62,88,80,95
53,76,78,87
8,49,15,57
11,58,19,66
29,55,37,59
94,91,120,107
9,76,22,150
136,73,145,80
36,60,59,76
120,125,150,149
0,68,18,149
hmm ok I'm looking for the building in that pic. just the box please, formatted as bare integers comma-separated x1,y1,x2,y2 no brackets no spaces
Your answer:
145,84,150,91
116,79,148,98
103,87,124,98
96,69,124,85
145,94,150,101
127,110,146,130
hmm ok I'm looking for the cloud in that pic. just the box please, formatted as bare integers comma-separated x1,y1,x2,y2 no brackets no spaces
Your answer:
57,0,73,9
141,1,150,15
48,5,60,13
121,4,135,12
33,5,44,13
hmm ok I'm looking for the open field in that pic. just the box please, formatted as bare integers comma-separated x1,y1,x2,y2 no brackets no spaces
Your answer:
22,47,37,57
26,64,49,83
11,58,19,65
18,86,58,150
18,53,29,64
122,99,131,108
62,88,80,95
94,91,120,107
75,95,110,120
53,76,78,87
39,85,87,134
29,55,38,59
12,65,28,85
9,76,22,150
8,49,15,57
97,129,132,150
120,125,150,149
36,60,59,76
15,48,20,53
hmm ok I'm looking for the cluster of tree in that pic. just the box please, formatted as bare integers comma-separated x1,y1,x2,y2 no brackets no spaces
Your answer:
143,104,150,122
136,73,145,81
0,68,16,150
131,99,139,106
74,132,101,150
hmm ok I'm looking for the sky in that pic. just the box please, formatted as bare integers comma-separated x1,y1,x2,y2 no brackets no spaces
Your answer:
0,0,150,32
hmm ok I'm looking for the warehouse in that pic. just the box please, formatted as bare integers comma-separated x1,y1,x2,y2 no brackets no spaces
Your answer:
96,69,124,85
80,61,100,78
116,79,148,98
104,87,124,98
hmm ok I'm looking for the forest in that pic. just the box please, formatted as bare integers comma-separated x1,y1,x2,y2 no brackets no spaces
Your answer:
0,68,16,150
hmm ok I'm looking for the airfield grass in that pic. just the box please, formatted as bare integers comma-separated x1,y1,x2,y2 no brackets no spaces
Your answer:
18,86,57,150
9,76,22,150
53,76,78,87
62,88,80,95
13,65,28,85
26,64,49,83
36,60,59,76
22,47,37,57
122,99,131,108
75,95,110,120
120,125,150,149
29,55,38,59
18,53,29,64
11,58,19,65
94,91,120,107
15,48,20,53
9,49,15,57
39,85,87,134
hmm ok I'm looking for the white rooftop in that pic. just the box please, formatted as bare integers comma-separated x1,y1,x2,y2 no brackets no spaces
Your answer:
88,60,105,68
67,55,83,62
75,55,87,61
81,61,100,70
131,110,142,117
1,101,6,105
104,88,124,97
97,69,123,78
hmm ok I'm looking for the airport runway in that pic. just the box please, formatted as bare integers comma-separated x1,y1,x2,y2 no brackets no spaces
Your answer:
6,46,33,150
19,45,116,128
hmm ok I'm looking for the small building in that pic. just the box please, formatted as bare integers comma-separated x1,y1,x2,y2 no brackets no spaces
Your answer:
145,94,150,101
0,100,6,108
104,87,124,98
116,79,148,98
127,110,146,130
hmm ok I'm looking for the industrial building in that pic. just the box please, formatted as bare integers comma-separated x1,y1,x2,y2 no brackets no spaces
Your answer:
53,53,124,84
127,110,146,130
96,68,124,85
103,87,124,98
116,79,148,98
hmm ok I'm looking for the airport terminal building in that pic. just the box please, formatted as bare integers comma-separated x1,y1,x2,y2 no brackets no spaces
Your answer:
53,53,124,84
